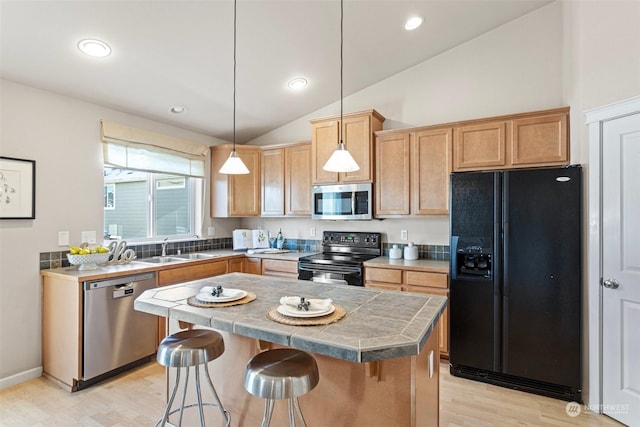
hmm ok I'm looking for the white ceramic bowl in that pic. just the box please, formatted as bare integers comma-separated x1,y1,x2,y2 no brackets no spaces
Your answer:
67,253,110,270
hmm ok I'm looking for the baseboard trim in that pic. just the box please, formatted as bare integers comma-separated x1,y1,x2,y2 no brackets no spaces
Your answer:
0,366,43,390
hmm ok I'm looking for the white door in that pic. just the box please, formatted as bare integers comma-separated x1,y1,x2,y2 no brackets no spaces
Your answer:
602,112,640,426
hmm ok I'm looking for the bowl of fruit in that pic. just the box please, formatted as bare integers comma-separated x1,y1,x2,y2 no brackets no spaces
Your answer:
67,245,111,270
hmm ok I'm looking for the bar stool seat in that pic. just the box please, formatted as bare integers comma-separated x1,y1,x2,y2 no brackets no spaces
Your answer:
156,329,231,427
243,348,319,427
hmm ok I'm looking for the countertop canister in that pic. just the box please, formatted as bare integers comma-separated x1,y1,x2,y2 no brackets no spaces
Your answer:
389,244,403,259
404,242,418,260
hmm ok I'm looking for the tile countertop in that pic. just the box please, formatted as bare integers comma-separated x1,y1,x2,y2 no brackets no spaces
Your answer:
40,249,315,282
363,257,449,273
135,272,447,363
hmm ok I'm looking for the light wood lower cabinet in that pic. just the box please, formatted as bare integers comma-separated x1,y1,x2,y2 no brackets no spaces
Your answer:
228,257,262,274
365,267,449,358
261,258,298,279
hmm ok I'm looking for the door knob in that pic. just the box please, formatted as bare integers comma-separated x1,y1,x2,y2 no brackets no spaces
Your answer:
603,278,620,289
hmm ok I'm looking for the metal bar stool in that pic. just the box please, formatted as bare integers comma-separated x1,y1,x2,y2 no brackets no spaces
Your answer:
156,329,231,427
243,348,319,427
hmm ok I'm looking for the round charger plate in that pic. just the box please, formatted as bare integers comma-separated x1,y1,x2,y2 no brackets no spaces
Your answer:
277,304,335,318
196,288,247,303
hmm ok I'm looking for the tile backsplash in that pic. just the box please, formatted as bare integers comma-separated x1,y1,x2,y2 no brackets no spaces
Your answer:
39,238,449,270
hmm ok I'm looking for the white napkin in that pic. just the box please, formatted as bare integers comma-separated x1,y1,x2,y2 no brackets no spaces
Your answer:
201,286,223,294
279,296,333,310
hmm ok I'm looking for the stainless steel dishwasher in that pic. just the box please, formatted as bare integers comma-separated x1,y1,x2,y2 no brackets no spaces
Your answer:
82,272,157,388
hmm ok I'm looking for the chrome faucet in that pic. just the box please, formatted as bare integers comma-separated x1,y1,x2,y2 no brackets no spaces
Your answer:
161,237,169,256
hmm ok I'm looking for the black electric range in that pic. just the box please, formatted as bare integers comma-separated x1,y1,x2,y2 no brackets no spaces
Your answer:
298,231,381,286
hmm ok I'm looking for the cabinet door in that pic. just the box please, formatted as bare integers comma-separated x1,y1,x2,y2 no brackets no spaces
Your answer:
510,113,568,167
228,257,244,272
365,267,402,284
412,128,452,215
341,115,373,183
311,120,340,184
158,260,229,285
453,121,508,171
243,257,262,275
375,132,410,216
261,148,285,216
261,258,298,279
229,148,261,216
286,143,312,216
404,285,449,357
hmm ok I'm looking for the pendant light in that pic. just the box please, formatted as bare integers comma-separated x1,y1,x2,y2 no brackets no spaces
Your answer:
219,0,250,175
323,0,360,173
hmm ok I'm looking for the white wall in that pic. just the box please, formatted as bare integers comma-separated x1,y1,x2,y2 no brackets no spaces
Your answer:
0,80,240,384
245,2,564,245
561,0,640,407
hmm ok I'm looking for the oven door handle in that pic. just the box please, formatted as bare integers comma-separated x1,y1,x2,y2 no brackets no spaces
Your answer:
312,277,348,285
299,263,361,275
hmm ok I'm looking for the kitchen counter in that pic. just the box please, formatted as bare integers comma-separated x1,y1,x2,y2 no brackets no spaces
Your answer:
40,249,315,282
364,256,449,273
135,273,446,426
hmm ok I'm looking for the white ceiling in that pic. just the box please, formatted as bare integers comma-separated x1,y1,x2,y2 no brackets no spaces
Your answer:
0,0,553,143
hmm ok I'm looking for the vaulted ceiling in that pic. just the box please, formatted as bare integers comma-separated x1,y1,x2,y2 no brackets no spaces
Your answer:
0,0,553,143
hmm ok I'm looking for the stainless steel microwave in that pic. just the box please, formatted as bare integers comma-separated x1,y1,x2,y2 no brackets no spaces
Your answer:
312,183,372,220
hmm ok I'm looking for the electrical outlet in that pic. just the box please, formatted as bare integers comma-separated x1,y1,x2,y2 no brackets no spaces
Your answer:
401,229,408,240
58,231,69,246
208,226,216,236
310,227,316,237
81,231,97,244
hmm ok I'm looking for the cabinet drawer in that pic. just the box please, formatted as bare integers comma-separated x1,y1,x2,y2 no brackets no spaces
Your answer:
261,259,298,274
365,267,402,284
404,271,449,289
365,282,403,292
158,261,228,285
404,271,448,289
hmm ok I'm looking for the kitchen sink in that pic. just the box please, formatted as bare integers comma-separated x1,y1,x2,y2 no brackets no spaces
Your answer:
137,256,186,264
173,253,223,260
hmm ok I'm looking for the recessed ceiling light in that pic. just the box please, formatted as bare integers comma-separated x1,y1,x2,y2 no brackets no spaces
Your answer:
404,16,424,31
77,39,112,57
287,78,308,90
169,106,186,114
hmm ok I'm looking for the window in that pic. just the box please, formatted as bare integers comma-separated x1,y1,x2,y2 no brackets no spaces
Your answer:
103,167,201,241
100,120,209,242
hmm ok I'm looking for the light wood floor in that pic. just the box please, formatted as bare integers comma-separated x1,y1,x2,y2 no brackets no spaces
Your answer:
0,362,624,426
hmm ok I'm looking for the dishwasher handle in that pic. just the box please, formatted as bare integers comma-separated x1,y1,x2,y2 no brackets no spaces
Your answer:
84,272,155,291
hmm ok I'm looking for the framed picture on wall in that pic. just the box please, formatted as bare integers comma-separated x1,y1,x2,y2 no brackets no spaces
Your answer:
0,156,36,219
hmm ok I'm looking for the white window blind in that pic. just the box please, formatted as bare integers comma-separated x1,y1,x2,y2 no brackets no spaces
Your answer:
101,120,209,177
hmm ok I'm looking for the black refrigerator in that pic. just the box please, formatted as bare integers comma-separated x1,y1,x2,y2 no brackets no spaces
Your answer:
449,165,582,401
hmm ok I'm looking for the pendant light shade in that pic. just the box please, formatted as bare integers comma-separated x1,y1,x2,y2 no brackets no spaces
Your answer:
219,0,249,175
323,141,359,172
323,0,359,173
219,150,250,174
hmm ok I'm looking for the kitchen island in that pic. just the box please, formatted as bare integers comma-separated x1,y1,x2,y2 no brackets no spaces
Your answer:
135,272,447,426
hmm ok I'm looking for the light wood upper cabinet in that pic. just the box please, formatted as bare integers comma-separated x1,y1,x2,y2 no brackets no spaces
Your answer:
210,145,261,217
261,148,285,216
510,112,568,167
452,107,569,172
376,132,410,215
285,143,312,216
260,141,311,217
412,128,452,215
310,109,384,184
453,121,507,171
375,127,451,217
